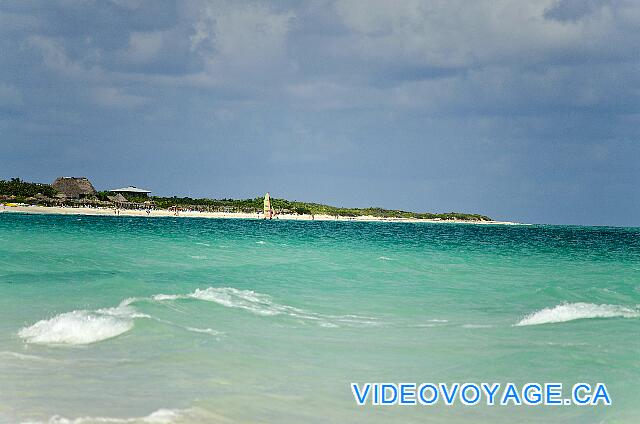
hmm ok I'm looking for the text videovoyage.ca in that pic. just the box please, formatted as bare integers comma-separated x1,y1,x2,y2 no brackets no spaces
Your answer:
351,382,612,407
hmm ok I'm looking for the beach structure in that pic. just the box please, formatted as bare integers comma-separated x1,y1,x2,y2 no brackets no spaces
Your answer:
264,192,273,219
106,193,127,204
51,177,97,199
109,186,151,199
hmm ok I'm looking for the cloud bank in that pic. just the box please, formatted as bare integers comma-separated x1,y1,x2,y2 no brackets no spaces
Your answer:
1,0,638,225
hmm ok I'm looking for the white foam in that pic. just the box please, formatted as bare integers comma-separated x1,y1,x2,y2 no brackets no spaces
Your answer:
153,287,379,327
184,327,224,336
188,287,298,316
378,256,392,261
25,408,187,424
18,303,144,345
516,302,640,326
0,351,50,361
151,294,182,301
255,241,266,244
152,287,292,316
332,315,380,326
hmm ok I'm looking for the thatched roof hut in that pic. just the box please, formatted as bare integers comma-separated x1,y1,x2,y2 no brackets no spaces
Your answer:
51,177,97,199
107,193,127,203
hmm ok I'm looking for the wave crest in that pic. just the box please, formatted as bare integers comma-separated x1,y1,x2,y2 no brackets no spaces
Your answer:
154,287,304,316
516,302,640,326
18,303,143,345
190,287,295,316
153,287,378,327
29,407,192,424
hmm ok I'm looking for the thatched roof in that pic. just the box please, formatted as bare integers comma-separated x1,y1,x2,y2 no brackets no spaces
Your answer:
51,177,97,198
107,193,127,203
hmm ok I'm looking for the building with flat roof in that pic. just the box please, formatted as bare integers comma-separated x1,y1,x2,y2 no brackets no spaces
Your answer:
109,186,151,198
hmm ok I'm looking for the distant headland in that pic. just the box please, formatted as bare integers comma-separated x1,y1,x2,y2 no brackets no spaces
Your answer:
0,176,515,224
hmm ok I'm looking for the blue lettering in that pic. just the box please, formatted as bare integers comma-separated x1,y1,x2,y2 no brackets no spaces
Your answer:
592,383,611,405
461,384,481,405
381,384,398,405
523,383,542,405
572,383,591,405
501,383,521,405
545,383,562,405
418,383,439,405
440,383,459,405
351,383,371,406
399,383,416,405
481,383,500,405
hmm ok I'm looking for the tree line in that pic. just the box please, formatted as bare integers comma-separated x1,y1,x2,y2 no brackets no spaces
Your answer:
0,177,492,221
0,178,56,198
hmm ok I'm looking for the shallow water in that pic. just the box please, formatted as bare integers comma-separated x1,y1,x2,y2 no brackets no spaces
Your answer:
0,213,638,423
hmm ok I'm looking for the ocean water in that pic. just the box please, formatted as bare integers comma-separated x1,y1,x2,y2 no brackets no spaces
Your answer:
0,213,638,423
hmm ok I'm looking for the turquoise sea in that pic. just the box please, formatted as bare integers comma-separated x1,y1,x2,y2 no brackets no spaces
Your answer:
0,213,638,423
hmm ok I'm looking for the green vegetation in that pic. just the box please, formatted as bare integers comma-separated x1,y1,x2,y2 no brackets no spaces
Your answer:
96,191,112,201
149,195,492,221
151,196,262,211
1,177,492,221
0,178,56,199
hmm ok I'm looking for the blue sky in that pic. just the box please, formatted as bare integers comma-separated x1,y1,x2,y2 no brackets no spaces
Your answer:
1,0,638,226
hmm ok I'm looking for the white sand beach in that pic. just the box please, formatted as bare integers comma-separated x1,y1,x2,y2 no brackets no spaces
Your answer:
1,204,520,225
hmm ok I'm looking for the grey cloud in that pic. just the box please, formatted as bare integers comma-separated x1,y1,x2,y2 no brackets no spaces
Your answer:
544,0,610,22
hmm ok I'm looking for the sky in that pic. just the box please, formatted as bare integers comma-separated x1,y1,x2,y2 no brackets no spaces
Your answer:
1,0,638,226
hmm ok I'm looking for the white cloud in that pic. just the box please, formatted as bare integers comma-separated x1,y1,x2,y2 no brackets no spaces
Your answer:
120,31,165,65
332,0,617,69
92,87,147,108
190,1,295,80
15,0,637,118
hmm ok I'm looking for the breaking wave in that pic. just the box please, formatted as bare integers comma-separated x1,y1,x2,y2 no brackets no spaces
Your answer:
19,287,380,346
516,302,640,326
23,407,195,424
153,287,378,327
18,302,147,345
153,287,304,316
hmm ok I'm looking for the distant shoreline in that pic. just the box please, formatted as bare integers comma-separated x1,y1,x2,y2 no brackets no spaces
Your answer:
1,205,522,225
